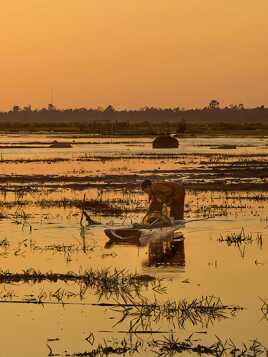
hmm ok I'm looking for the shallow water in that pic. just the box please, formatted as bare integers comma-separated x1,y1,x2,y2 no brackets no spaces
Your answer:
0,134,267,356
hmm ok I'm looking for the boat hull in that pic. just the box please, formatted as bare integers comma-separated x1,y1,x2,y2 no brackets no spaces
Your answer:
104,222,185,244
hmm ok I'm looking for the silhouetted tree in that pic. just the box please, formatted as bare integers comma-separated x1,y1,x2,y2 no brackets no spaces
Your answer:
13,105,20,112
209,100,220,110
48,103,56,111
23,105,32,112
104,105,115,113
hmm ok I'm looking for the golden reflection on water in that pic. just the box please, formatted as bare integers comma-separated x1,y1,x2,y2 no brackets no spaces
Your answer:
0,135,267,355
145,240,185,270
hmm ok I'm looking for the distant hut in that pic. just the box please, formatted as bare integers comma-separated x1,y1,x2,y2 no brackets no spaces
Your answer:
50,140,72,148
152,135,179,149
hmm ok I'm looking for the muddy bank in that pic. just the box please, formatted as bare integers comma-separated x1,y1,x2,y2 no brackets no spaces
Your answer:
0,174,267,192
141,167,268,179
0,140,146,148
2,153,268,164
0,158,69,163
0,198,132,215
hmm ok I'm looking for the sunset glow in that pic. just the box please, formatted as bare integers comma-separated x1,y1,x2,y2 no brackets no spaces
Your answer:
1,0,267,109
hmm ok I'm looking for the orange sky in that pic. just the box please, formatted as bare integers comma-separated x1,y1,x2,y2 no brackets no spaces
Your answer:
0,0,267,110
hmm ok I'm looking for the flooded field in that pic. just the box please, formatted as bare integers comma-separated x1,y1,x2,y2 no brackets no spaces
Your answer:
0,134,268,356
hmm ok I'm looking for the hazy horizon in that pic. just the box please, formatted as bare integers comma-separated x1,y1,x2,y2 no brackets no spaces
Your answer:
1,0,267,110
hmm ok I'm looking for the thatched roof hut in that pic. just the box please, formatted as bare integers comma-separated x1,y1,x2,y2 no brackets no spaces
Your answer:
152,135,179,149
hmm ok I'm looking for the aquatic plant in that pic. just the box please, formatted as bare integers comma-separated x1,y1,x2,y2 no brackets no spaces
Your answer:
47,336,143,357
47,334,267,357
150,334,267,357
113,296,243,331
0,268,159,299
218,228,262,247
259,297,268,321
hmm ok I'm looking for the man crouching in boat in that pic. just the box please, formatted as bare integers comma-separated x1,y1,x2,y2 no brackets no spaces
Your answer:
141,179,185,225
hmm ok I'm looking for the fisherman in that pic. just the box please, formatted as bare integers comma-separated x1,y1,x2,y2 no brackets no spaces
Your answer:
142,195,171,225
141,179,185,223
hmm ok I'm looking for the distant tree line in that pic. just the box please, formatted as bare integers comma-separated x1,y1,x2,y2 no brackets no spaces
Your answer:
0,100,267,134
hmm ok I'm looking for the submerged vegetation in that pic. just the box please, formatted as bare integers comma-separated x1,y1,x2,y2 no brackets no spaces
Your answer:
47,334,268,357
150,335,267,357
113,296,243,331
0,268,159,299
218,228,263,247
260,298,268,321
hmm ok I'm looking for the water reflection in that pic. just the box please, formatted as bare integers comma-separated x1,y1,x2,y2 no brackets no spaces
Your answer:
104,235,186,271
144,240,185,270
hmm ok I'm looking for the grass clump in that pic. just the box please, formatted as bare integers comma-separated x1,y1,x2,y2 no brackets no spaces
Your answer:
218,228,263,247
150,334,267,357
113,296,243,331
47,336,143,357
47,334,267,357
0,268,158,299
260,297,268,321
